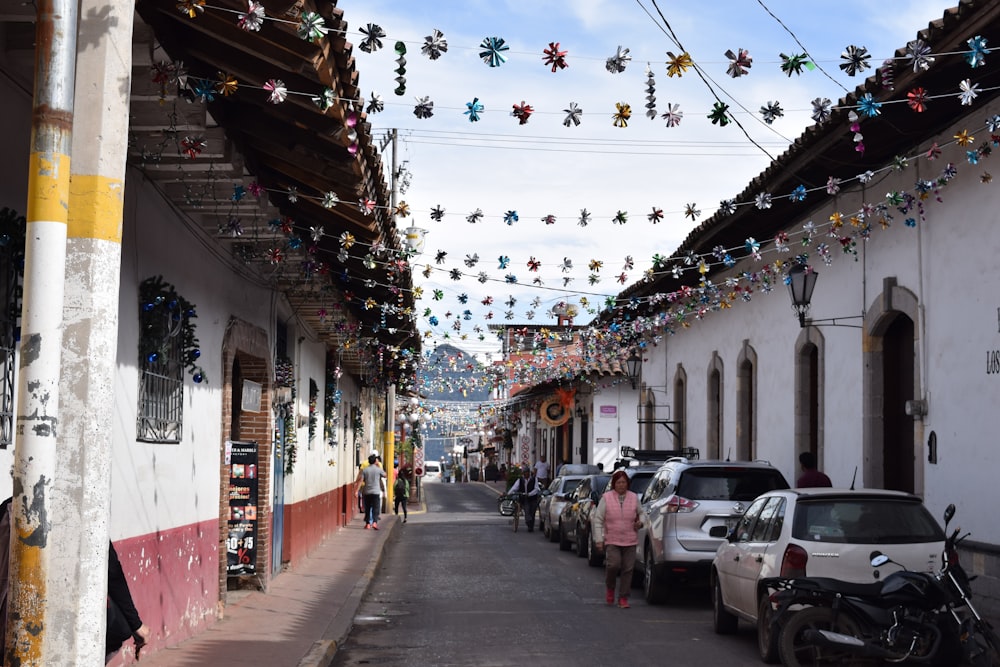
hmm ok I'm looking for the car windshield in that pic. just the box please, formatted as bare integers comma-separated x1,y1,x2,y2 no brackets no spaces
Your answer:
791,498,945,544
561,479,582,494
676,468,789,501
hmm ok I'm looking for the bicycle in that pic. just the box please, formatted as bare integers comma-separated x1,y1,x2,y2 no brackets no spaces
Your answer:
497,492,524,532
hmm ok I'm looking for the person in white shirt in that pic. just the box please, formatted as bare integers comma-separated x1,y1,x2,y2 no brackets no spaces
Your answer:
532,454,551,489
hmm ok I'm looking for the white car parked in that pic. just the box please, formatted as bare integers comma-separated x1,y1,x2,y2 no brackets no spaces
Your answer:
710,488,945,663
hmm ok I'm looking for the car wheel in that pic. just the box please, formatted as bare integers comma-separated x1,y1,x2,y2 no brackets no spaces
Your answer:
548,517,560,543
643,545,668,605
558,521,572,551
575,528,588,558
586,535,603,567
712,576,738,634
756,594,780,663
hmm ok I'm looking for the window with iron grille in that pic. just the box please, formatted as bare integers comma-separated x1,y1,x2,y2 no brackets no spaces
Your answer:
0,208,26,449
136,276,205,443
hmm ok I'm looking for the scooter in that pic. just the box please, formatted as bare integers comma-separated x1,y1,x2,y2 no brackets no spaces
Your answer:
766,504,1000,666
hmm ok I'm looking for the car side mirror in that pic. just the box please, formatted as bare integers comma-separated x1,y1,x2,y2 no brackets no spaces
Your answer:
709,525,729,539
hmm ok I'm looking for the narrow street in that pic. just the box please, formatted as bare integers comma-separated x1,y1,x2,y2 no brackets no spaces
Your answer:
331,481,764,667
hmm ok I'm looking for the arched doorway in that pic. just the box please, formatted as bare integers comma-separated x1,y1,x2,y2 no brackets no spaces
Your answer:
736,342,757,461
881,315,915,492
707,353,723,460
863,278,921,495
794,327,824,473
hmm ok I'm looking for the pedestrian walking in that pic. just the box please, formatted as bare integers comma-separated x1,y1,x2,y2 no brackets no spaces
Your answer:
591,469,642,608
509,468,542,532
393,474,410,523
356,453,386,530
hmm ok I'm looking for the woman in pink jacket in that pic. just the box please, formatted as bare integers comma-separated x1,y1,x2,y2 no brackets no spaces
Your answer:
591,469,642,608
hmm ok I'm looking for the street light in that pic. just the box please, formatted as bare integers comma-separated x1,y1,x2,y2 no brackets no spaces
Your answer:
786,263,863,328
624,352,642,389
787,263,818,328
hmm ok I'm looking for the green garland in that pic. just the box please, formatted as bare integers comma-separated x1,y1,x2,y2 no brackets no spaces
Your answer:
138,276,206,383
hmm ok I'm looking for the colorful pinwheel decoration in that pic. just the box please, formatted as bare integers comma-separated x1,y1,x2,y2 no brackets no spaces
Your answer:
542,42,569,72
413,96,434,119
724,48,752,77
612,102,632,128
512,101,534,125
465,97,484,122
479,37,509,67
708,101,731,126
666,51,692,77
237,1,264,32
779,52,810,76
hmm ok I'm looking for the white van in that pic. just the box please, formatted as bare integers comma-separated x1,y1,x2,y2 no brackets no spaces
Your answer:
422,461,442,481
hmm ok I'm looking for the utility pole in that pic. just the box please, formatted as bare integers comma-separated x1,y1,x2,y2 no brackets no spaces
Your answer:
56,0,136,661
7,0,77,663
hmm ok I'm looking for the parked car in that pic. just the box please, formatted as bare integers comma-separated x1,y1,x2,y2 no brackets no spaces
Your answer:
539,475,585,541
557,473,611,562
710,488,945,663
636,458,789,605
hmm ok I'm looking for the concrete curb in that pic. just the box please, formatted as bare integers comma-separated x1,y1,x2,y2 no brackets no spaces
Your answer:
296,518,398,667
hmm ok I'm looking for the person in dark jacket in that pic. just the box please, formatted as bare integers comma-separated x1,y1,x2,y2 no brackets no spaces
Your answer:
107,541,151,661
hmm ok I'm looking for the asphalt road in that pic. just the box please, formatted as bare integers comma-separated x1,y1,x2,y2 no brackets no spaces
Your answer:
331,480,767,667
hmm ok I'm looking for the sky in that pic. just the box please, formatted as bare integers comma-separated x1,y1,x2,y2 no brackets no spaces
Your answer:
334,0,954,361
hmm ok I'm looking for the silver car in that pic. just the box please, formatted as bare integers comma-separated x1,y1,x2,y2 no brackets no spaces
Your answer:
539,475,585,542
635,458,789,604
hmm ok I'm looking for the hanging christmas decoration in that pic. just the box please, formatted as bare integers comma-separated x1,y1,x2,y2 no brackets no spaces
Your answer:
413,96,434,118
612,102,631,127
359,23,386,53
779,52,810,76
563,102,583,127
839,44,871,76
606,45,631,73
724,47,752,77
422,29,448,60
511,101,534,125
479,37,509,67
465,97,485,122
666,51,692,77
644,65,657,119
542,42,569,72
393,41,406,95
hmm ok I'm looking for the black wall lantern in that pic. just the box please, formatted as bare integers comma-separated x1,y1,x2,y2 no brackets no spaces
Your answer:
786,263,863,328
624,352,642,389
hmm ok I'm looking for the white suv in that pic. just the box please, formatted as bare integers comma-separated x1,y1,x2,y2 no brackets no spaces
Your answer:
636,458,789,605
711,488,945,662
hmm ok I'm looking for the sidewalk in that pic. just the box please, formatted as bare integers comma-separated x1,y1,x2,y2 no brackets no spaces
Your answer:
137,514,398,667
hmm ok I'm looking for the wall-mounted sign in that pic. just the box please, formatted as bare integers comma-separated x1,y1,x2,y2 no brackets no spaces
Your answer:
599,405,617,418
227,441,259,576
596,437,612,443
241,380,262,412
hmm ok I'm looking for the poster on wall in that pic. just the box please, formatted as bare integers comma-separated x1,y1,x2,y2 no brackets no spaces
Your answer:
227,440,259,576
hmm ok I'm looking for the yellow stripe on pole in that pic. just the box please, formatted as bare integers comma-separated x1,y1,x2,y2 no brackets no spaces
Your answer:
68,174,124,243
27,152,71,224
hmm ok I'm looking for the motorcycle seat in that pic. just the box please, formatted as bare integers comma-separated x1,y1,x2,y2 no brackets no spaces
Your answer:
787,577,884,598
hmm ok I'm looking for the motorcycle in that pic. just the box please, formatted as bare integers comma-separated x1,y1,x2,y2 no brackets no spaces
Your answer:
766,503,1000,666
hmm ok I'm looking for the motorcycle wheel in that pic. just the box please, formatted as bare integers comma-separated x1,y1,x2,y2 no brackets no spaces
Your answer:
778,606,870,667
968,621,1000,667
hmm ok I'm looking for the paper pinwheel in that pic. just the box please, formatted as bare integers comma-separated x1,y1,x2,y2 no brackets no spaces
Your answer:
366,92,384,114
612,102,632,128
648,207,664,223
359,23,385,53
839,45,870,76
725,48,752,77
479,37,509,67
542,42,569,72
666,51,692,77
708,101,730,126
503,210,519,225
578,209,591,226
563,102,582,127
811,97,832,123
422,29,448,60
759,101,783,124
906,39,935,72
298,12,326,42
661,103,682,127
238,1,264,31
966,35,989,68
606,46,631,74
465,97,484,122
264,79,286,104
779,53,810,76
512,101,534,125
